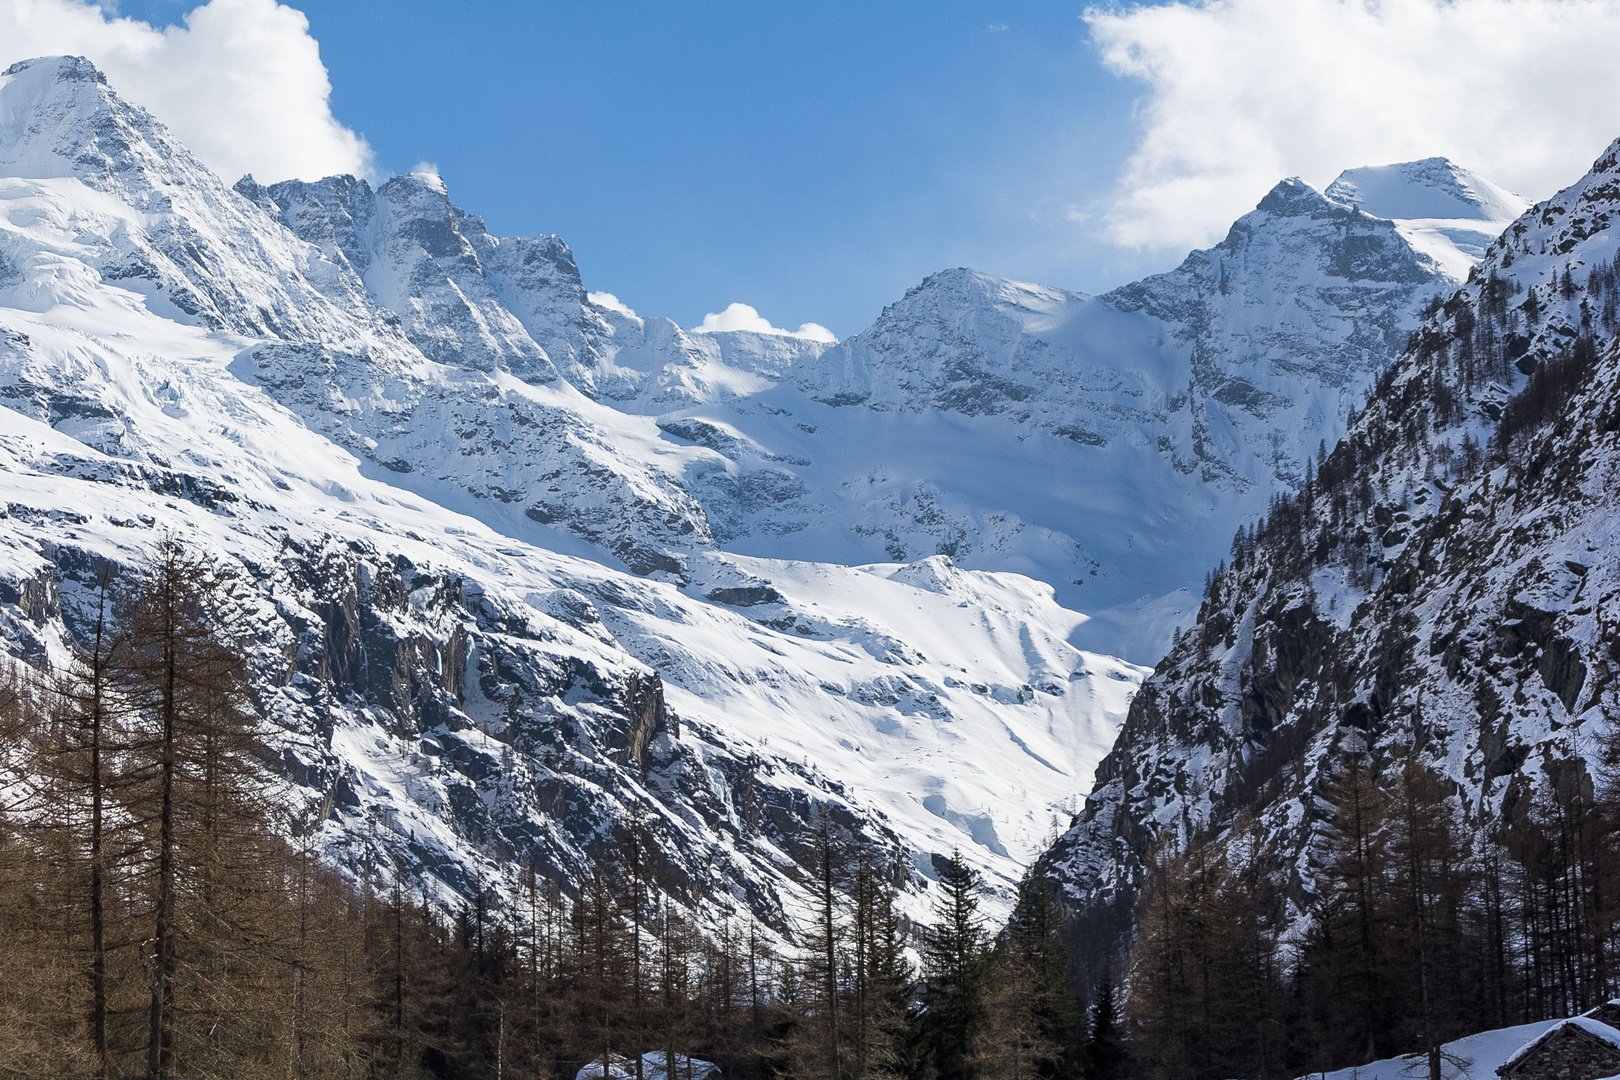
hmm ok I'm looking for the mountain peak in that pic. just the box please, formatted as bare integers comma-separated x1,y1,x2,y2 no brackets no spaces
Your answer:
1590,136,1620,176
1,54,105,83
0,55,119,165
1325,157,1527,223
0,52,204,192
403,167,448,195
1254,176,1335,217
903,266,1071,307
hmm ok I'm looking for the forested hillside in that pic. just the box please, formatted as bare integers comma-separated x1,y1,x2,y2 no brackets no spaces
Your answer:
1038,140,1620,1078
0,542,1130,1080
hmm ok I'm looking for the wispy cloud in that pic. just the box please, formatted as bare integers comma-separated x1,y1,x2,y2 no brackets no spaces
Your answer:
1088,0,1620,250
587,291,638,318
0,0,373,183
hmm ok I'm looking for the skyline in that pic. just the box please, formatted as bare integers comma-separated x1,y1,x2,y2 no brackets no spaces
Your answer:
10,0,1620,335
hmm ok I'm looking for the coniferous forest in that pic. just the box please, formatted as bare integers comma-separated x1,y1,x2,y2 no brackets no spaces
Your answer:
0,540,1110,1080
1120,746,1620,1080
4,539,1620,1080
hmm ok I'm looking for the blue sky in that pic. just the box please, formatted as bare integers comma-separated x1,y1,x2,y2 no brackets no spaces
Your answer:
116,0,1165,336
58,0,1620,338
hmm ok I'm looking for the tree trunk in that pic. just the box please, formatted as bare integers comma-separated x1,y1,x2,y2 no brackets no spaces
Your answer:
147,554,180,1080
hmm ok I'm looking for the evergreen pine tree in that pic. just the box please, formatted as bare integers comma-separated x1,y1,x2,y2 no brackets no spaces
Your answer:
987,873,1078,1080
921,852,989,1080
1079,971,1126,1080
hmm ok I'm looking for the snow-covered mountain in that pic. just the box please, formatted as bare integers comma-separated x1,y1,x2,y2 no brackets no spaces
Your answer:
0,55,1149,930
247,137,1522,664
1037,137,1620,944
0,53,1532,933
1326,156,1529,279
600,169,1520,660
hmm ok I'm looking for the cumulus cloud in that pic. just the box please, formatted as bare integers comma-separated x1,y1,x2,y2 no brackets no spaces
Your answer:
1087,0,1620,250
696,302,838,343
0,0,372,183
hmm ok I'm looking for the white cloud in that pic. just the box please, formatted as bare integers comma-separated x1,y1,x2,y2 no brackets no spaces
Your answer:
0,0,372,183
1087,0,1620,250
696,302,838,344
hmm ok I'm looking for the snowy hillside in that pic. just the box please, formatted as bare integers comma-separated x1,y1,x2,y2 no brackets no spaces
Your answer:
1038,134,1620,950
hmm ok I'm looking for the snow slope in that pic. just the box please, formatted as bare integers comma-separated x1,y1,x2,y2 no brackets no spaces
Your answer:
1306,1019,1558,1080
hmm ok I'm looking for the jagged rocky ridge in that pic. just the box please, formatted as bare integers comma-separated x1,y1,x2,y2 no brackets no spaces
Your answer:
240,126,1523,664
1039,138,1620,941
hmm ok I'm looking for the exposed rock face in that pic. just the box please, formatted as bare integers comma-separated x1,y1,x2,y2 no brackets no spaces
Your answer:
1038,140,1620,944
249,171,562,381
0,400,923,931
1104,178,1437,486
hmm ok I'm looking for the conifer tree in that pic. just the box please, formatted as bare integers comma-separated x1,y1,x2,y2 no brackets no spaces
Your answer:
849,848,913,1079
1078,972,1125,1080
117,539,262,1078
922,851,989,1080
987,873,1077,1080
39,571,129,1079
